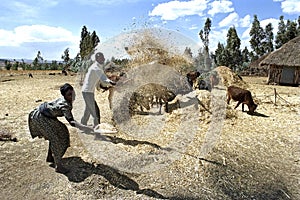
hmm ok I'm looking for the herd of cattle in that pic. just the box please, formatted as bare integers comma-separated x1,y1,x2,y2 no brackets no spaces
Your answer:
102,67,258,116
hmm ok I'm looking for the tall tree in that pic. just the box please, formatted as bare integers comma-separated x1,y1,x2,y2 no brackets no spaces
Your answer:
286,19,298,41
61,48,70,69
263,23,274,53
214,42,228,66
249,15,265,60
275,15,287,49
241,46,250,63
225,26,242,71
33,51,43,70
91,31,100,48
199,18,212,70
79,26,100,60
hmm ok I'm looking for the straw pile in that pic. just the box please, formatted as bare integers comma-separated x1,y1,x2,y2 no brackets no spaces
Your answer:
215,66,248,89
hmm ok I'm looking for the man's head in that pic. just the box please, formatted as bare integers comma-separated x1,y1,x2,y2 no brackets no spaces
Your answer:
95,52,105,64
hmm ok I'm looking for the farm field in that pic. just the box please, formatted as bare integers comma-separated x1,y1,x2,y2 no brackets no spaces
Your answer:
0,70,299,199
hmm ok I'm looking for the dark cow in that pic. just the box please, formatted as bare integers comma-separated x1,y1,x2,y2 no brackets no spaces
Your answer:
227,86,257,114
186,71,200,88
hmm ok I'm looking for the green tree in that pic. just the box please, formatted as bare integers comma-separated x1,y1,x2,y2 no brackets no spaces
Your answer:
275,16,288,49
263,23,274,53
214,42,231,67
286,19,298,41
12,60,19,70
249,15,265,60
214,42,224,66
61,48,71,70
32,58,39,70
225,26,242,71
91,31,100,48
199,18,212,70
241,46,250,63
79,26,100,60
32,51,43,70
4,60,12,70
50,60,59,70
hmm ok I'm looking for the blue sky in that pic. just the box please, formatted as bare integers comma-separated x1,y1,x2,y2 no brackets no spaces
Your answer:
0,0,299,61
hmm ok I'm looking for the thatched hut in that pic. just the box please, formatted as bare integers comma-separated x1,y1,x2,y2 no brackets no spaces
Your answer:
260,36,300,85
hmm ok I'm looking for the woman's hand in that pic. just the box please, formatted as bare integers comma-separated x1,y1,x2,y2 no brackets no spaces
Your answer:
71,121,94,132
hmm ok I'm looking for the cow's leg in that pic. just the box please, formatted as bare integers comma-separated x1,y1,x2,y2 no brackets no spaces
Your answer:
242,103,245,112
158,99,163,114
234,101,242,109
140,105,144,112
165,102,169,113
227,95,231,104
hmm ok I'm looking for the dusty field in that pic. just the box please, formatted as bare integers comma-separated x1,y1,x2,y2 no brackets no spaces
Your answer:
0,70,299,200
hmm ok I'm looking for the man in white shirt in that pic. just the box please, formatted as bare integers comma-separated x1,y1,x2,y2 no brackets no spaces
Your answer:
81,52,115,126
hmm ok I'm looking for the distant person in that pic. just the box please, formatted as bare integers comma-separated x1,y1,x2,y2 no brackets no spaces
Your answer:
81,52,115,127
28,83,93,174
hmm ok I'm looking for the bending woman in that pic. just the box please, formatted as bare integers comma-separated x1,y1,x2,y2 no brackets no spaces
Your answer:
28,83,92,173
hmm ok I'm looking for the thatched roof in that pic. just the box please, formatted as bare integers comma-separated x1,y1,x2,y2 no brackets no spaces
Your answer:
260,35,300,67
249,53,270,69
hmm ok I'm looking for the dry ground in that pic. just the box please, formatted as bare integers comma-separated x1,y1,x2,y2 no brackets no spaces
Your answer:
0,70,299,200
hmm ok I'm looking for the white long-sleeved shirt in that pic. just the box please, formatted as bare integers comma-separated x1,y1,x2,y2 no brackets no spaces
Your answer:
82,62,112,93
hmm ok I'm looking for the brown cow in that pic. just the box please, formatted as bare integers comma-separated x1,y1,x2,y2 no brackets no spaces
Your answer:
186,71,200,89
227,86,257,114
129,83,176,115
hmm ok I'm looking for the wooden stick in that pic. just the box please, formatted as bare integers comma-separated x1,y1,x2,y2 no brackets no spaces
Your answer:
274,88,277,105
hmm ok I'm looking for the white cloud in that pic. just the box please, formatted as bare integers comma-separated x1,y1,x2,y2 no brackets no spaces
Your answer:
189,24,199,30
209,28,228,51
208,0,234,16
240,15,251,28
281,0,300,14
218,13,252,29
219,12,239,27
0,25,76,46
0,25,79,60
149,0,208,20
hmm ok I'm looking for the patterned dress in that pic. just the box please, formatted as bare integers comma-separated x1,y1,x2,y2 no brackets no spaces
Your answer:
28,97,74,163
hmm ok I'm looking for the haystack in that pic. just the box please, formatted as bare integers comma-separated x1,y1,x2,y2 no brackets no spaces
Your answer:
214,66,248,89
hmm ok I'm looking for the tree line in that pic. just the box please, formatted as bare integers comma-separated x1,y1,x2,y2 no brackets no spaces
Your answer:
203,15,300,72
3,15,300,72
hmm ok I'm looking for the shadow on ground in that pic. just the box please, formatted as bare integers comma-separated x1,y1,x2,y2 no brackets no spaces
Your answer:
63,156,167,199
